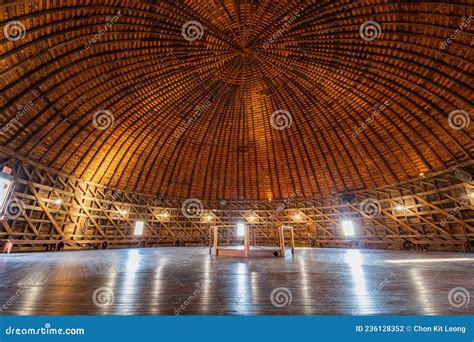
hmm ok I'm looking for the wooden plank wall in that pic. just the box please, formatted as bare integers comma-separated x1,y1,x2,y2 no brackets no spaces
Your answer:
0,156,473,252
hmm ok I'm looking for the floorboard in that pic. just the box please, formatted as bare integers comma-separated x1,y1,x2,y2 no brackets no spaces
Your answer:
0,247,473,315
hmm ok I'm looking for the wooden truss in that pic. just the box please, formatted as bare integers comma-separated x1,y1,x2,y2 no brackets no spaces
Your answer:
0,154,473,252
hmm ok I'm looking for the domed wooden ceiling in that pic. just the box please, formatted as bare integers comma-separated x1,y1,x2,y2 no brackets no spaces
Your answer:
1,0,473,201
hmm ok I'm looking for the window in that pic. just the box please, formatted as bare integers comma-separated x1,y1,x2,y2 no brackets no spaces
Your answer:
134,221,144,236
237,223,245,237
342,220,355,237
0,176,13,214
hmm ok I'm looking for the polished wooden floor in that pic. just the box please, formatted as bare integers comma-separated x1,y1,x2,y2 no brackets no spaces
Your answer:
0,247,473,315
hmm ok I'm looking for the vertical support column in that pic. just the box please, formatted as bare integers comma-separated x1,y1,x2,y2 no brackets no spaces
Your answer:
290,227,295,255
244,224,250,257
279,226,285,257
213,226,218,256
209,227,213,254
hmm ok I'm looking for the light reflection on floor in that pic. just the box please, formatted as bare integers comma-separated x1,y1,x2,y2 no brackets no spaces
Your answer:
345,250,372,314
0,247,472,315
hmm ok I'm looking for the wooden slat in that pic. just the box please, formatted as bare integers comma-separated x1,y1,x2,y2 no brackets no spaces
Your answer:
27,182,65,238
0,1,472,201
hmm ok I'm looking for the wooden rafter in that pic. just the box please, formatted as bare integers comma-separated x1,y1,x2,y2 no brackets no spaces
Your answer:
0,1,472,201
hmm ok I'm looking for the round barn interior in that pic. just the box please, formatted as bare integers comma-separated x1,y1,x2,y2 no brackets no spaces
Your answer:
0,0,473,315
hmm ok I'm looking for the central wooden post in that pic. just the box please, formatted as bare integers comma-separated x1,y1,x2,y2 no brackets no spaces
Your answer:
279,226,285,257
251,227,256,246
209,227,212,254
244,224,250,257
213,226,218,256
